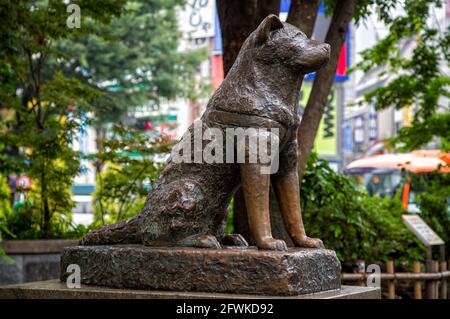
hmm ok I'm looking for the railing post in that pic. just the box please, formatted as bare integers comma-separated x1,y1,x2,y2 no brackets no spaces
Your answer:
413,261,422,299
448,259,450,300
440,261,447,299
386,260,395,299
426,248,435,299
433,261,439,298
357,260,366,287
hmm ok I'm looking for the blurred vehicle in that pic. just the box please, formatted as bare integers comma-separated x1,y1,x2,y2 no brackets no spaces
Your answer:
344,150,450,212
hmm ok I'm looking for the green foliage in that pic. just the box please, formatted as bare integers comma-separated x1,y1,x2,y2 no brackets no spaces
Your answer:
0,0,206,240
0,201,87,240
301,153,425,264
353,0,450,150
349,0,450,262
0,0,127,238
0,174,11,218
409,172,450,253
0,172,84,261
0,175,13,262
91,125,172,226
55,0,208,122
225,198,234,235
0,173,87,240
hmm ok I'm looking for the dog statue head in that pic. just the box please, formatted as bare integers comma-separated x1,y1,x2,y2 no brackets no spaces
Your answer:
244,14,330,74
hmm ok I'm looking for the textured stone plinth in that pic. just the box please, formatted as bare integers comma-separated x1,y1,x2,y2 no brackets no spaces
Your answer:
60,246,341,296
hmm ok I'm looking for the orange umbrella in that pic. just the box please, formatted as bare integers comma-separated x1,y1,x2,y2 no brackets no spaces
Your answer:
346,150,450,173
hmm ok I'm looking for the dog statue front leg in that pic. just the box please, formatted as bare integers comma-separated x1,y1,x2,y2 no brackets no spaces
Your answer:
272,168,324,249
240,163,287,251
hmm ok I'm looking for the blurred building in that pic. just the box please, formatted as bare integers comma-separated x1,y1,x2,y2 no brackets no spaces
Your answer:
343,2,450,166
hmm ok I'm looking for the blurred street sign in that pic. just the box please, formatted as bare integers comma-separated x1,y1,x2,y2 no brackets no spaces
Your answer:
402,214,444,247
343,123,353,153
17,175,31,190
299,83,338,157
368,105,378,142
354,116,364,145
180,0,215,39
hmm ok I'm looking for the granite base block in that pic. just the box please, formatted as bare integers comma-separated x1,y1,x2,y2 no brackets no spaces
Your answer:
0,240,78,285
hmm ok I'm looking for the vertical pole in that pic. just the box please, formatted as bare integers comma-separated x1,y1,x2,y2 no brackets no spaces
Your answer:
386,260,395,299
438,245,446,299
413,261,422,299
357,260,366,287
448,259,450,300
426,247,435,299
440,261,447,299
440,245,445,262
434,261,440,298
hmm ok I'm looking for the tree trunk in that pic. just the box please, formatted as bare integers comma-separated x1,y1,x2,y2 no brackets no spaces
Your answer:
41,170,50,239
43,197,50,239
216,0,280,75
286,0,319,37
217,0,280,240
95,123,106,174
297,0,357,186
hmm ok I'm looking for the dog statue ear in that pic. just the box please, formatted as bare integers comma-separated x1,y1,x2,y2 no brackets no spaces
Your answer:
255,14,284,45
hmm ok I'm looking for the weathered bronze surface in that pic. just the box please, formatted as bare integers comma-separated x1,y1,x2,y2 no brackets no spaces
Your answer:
60,246,341,296
81,15,330,251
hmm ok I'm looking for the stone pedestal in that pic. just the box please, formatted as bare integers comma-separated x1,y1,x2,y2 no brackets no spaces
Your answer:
0,280,381,299
0,240,78,285
60,245,341,296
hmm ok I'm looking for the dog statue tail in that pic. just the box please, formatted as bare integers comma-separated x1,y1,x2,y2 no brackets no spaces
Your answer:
80,216,141,245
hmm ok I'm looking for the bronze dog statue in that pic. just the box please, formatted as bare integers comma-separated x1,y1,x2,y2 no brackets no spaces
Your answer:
81,15,330,251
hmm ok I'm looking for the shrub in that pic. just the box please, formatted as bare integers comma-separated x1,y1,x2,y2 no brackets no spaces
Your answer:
301,153,426,264
0,172,85,240
409,171,450,257
0,175,13,261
